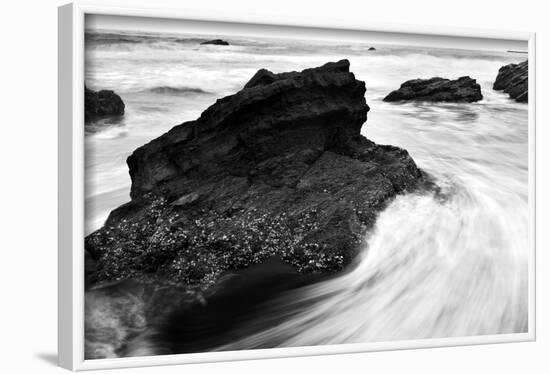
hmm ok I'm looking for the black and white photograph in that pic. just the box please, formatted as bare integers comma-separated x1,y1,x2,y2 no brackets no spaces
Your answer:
82,14,530,361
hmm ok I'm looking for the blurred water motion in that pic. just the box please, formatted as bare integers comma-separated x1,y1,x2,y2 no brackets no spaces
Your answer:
85,30,529,352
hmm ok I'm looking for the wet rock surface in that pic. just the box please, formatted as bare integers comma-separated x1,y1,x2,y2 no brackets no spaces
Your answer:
493,60,528,103
383,76,483,103
85,60,425,290
85,86,125,122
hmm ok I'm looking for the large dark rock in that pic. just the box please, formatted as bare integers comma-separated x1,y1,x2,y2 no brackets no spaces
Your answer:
85,60,425,289
383,76,483,103
85,86,125,122
200,39,229,46
493,60,528,103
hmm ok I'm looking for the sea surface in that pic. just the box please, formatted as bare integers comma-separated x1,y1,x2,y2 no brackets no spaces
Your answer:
85,30,529,347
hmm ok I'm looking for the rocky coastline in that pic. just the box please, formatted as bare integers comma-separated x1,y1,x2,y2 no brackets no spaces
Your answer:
81,31,531,358
85,60,426,289
84,60,432,358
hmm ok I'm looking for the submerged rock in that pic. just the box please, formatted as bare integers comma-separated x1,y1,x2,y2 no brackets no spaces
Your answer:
86,256,326,358
85,279,197,358
200,39,229,46
493,60,528,103
124,256,326,355
85,59,425,289
383,76,483,103
85,86,125,122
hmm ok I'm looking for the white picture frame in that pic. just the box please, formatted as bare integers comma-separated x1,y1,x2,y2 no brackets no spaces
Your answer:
58,1,536,371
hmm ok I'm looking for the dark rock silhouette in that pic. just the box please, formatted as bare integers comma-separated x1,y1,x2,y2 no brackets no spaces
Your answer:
85,60,425,289
383,76,483,103
85,86,125,122
368,47,376,51
200,39,229,46
493,60,528,103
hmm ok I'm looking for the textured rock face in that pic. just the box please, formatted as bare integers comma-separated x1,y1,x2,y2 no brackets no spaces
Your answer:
200,39,229,46
85,60,424,288
85,86,125,122
383,76,483,103
128,60,369,200
493,60,528,103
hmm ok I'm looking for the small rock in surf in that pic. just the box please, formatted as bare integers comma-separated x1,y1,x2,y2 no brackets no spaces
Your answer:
383,76,483,103
200,39,230,46
85,85,125,122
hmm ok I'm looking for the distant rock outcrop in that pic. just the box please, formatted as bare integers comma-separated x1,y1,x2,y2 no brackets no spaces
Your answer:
383,76,483,103
85,60,425,289
85,86,125,122
200,39,229,46
368,47,376,51
493,60,528,103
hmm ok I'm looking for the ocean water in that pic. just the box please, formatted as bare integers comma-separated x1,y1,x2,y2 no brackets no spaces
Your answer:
85,30,529,348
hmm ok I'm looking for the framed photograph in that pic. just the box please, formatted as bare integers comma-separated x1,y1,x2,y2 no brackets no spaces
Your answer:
58,2,536,371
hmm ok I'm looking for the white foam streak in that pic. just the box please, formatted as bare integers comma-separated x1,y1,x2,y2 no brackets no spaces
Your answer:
219,184,528,349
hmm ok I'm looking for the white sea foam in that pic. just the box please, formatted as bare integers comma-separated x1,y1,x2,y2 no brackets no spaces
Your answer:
217,185,528,348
